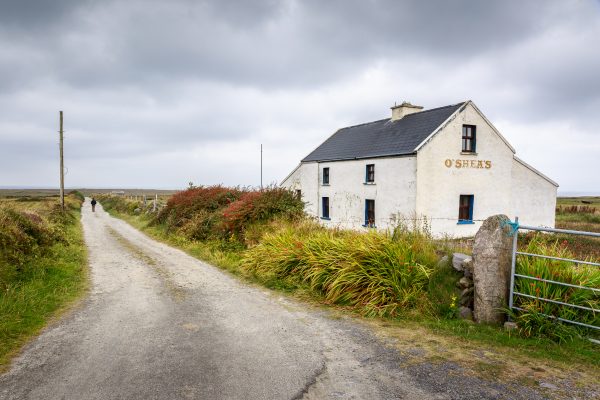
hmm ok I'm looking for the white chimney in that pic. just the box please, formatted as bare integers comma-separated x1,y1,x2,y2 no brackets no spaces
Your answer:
390,101,424,121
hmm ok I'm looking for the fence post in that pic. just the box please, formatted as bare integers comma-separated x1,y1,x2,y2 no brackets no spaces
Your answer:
473,214,514,324
508,216,519,315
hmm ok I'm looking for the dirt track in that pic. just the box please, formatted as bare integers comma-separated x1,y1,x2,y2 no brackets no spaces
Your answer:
0,200,552,399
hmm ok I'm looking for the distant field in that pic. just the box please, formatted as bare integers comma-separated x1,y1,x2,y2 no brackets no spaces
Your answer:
556,196,600,232
0,188,178,198
552,197,600,259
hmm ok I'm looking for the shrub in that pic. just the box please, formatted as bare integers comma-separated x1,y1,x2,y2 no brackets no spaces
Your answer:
156,186,242,229
222,187,304,236
0,195,81,286
179,210,224,241
149,186,304,242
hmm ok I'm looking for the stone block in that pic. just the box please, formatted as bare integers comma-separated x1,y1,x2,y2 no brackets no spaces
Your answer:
458,277,473,289
473,215,514,324
459,307,473,320
452,253,469,272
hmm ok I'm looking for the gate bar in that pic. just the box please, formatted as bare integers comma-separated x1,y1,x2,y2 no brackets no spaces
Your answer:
516,251,600,267
512,306,600,331
514,291,600,313
514,273,600,293
519,225,600,237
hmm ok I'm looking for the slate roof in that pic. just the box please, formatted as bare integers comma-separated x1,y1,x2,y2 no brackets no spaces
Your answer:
302,102,466,162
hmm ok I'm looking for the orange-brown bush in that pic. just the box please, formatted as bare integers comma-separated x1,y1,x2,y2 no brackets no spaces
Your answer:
139,186,306,243
156,186,242,230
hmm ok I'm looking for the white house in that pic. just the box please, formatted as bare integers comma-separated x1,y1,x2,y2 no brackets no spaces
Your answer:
281,100,558,237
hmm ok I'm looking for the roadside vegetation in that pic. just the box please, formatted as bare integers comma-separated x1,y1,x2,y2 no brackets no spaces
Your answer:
97,188,599,370
0,192,87,371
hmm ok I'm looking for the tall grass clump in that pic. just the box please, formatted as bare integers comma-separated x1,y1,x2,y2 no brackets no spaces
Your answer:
512,234,600,342
242,221,436,317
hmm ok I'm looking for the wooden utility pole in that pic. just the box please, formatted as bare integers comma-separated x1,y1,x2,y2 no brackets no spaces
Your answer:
59,111,65,211
260,144,263,190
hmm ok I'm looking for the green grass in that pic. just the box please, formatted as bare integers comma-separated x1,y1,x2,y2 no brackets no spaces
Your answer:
410,316,599,366
0,198,87,371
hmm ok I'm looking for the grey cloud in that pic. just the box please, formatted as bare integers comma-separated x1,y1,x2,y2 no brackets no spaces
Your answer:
0,0,566,91
0,0,599,190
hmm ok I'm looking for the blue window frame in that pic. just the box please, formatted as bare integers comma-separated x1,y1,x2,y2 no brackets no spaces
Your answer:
321,196,330,219
458,195,474,224
364,199,375,227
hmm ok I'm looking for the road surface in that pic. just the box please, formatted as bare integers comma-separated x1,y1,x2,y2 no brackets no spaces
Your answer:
0,200,548,399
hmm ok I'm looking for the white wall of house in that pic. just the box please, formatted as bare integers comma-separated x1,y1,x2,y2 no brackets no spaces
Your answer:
282,157,417,230
282,101,558,237
511,158,557,228
282,162,319,217
415,102,518,236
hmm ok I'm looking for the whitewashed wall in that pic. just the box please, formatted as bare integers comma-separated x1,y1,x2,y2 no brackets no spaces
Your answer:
415,103,517,237
281,162,319,217
282,157,417,230
510,158,557,228
282,101,558,237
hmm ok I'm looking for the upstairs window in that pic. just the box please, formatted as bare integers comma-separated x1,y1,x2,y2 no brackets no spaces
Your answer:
364,199,375,227
365,164,375,183
462,125,476,153
458,195,474,223
322,167,330,185
322,197,330,219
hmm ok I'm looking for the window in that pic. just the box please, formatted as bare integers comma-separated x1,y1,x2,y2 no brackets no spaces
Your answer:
295,189,301,199
462,125,476,153
458,195,474,223
322,167,330,185
365,199,375,227
322,197,330,219
365,164,375,183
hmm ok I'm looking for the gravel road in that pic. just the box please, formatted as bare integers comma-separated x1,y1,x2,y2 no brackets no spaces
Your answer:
0,200,551,399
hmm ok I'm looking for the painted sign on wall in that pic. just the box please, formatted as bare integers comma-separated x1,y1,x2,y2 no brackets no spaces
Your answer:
444,159,492,169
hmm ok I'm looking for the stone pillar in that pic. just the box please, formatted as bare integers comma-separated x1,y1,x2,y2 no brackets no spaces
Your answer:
473,215,514,324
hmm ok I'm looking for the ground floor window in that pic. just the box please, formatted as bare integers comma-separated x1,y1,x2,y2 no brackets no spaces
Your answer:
365,199,375,227
296,189,301,199
458,195,474,223
322,196,330,219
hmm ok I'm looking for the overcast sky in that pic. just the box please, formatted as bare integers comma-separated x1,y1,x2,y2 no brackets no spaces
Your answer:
1,0,599,193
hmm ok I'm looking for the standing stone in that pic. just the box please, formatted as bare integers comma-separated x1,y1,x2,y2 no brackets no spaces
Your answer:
473,214,514,324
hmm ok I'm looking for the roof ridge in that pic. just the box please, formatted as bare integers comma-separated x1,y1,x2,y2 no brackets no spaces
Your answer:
340,102,465,130
402,102,465,118
340,117,389,130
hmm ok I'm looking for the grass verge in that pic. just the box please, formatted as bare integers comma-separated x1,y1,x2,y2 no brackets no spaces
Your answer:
0,194,88,372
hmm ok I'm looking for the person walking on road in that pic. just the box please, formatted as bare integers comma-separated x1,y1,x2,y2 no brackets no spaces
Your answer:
91,198,97,212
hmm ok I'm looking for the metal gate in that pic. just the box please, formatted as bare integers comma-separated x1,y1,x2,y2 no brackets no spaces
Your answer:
508,217,600,331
